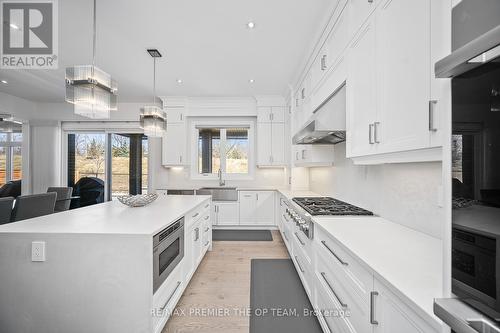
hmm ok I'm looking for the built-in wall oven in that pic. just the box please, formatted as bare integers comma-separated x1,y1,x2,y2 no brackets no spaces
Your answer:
153,217,184,293
434,1,500,331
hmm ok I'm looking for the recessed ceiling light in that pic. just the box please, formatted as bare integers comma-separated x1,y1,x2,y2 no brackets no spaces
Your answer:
9,23,19,30
249,79,255,83
0,80,7,84
247,21,255,29
176,79,183,84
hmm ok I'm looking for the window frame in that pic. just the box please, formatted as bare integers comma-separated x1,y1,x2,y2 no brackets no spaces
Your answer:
190,119,255,181
0,133,23,186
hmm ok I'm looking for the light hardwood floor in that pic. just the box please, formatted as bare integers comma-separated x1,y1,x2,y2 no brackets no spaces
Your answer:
162,230,289,333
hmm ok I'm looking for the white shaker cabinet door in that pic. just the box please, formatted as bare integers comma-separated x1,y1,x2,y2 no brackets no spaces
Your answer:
346,17,377,158
375,0,431,154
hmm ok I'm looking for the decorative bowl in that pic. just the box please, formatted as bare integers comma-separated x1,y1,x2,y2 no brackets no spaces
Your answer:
116,193,158,207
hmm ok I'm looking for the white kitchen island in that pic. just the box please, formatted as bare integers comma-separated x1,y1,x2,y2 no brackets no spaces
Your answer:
0,195,212,333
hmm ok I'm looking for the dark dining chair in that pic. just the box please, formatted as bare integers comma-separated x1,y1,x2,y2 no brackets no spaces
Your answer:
47,187,73,212
11,192,57,222
0,196,14,225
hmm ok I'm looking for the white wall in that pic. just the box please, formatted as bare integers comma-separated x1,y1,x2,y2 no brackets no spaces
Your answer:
308,143,444,239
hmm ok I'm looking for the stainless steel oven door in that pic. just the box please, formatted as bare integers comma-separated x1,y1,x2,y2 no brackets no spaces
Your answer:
153,219,184,293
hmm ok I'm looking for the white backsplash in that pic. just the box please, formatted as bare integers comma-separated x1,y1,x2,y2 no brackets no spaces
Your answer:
155,166,289,190
309,143,444,239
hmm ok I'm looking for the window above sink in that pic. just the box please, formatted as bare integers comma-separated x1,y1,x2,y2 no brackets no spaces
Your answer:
190,119,255,181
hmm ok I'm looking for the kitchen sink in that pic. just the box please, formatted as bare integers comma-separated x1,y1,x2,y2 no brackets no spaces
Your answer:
197,187,238,202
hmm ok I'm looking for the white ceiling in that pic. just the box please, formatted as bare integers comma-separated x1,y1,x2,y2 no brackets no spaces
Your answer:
0,0,333,103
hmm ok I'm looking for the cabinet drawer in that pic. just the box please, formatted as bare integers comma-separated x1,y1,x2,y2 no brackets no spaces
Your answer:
152,263,184,333
185,200,210,228
316,253,372,333
291,227,312,265
293,245,312,298
316,279,353,333
315,226,373,309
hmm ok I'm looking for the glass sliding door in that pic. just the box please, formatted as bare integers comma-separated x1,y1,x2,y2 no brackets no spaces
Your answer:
67,132,148,207
0,131,23,187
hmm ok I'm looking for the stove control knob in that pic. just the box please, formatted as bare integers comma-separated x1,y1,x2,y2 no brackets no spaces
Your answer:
301,223,309,231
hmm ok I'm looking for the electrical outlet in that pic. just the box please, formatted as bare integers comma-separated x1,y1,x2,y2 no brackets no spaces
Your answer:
31,241,46,262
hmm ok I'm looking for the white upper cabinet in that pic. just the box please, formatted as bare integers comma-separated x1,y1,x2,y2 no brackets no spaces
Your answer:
293,145,335,167
162,122,187,166
349,0,378,37
346,17,377,158
162,106,187,167
166,107,185,123
375,0,431,155
257,106,287,167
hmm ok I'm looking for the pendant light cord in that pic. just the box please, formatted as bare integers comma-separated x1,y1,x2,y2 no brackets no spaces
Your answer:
91,0,96,79
153,57,156,104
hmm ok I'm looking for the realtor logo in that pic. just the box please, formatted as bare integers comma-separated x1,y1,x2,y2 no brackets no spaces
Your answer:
1,0,58,69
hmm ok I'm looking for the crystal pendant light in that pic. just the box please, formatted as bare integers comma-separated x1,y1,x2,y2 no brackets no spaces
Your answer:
65,0,117,119
140,49,167,137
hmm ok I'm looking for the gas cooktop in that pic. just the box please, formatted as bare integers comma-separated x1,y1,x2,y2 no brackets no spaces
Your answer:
292,197,374,216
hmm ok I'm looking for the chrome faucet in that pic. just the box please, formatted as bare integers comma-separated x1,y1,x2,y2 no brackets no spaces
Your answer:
218,169,225,186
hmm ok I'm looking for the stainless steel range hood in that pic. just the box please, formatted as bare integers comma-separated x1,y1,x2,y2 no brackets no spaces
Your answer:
435,25,500,78
292,83,346,145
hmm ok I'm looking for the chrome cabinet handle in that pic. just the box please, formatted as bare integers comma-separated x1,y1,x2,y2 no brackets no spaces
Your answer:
374,122,380,143
368,0,373,3
204,241,209,246
256,193,259,201
321,310,334,333
370,291,379,325
179,155,182,163
321,54,327,70
204,215,209,221
160,281,182,310
294,232,305,246
282,214,289,222
283,231,289,242
429,100,438,132
204,227,210,232
295,151,299,160
369,124,374,144
204,203,209,208
192,212,200,218
301,149,306,159
195,227,200,241
321,240,348,266
294,256,305,273
301,88,305,99
321,272,347,308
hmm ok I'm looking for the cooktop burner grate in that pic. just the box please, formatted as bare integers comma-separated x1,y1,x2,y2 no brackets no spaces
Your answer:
292,197,374,216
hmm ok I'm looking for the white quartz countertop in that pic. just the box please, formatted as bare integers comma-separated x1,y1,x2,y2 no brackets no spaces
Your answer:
0,195,211,235
277,189,320,200
313,216,443,323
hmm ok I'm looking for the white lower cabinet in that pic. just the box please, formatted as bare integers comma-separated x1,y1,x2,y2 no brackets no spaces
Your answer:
278,214,441,333
372,279,440,333
213,202,239,225
310,225,441,333
154,199,211,333
238,191,275,225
